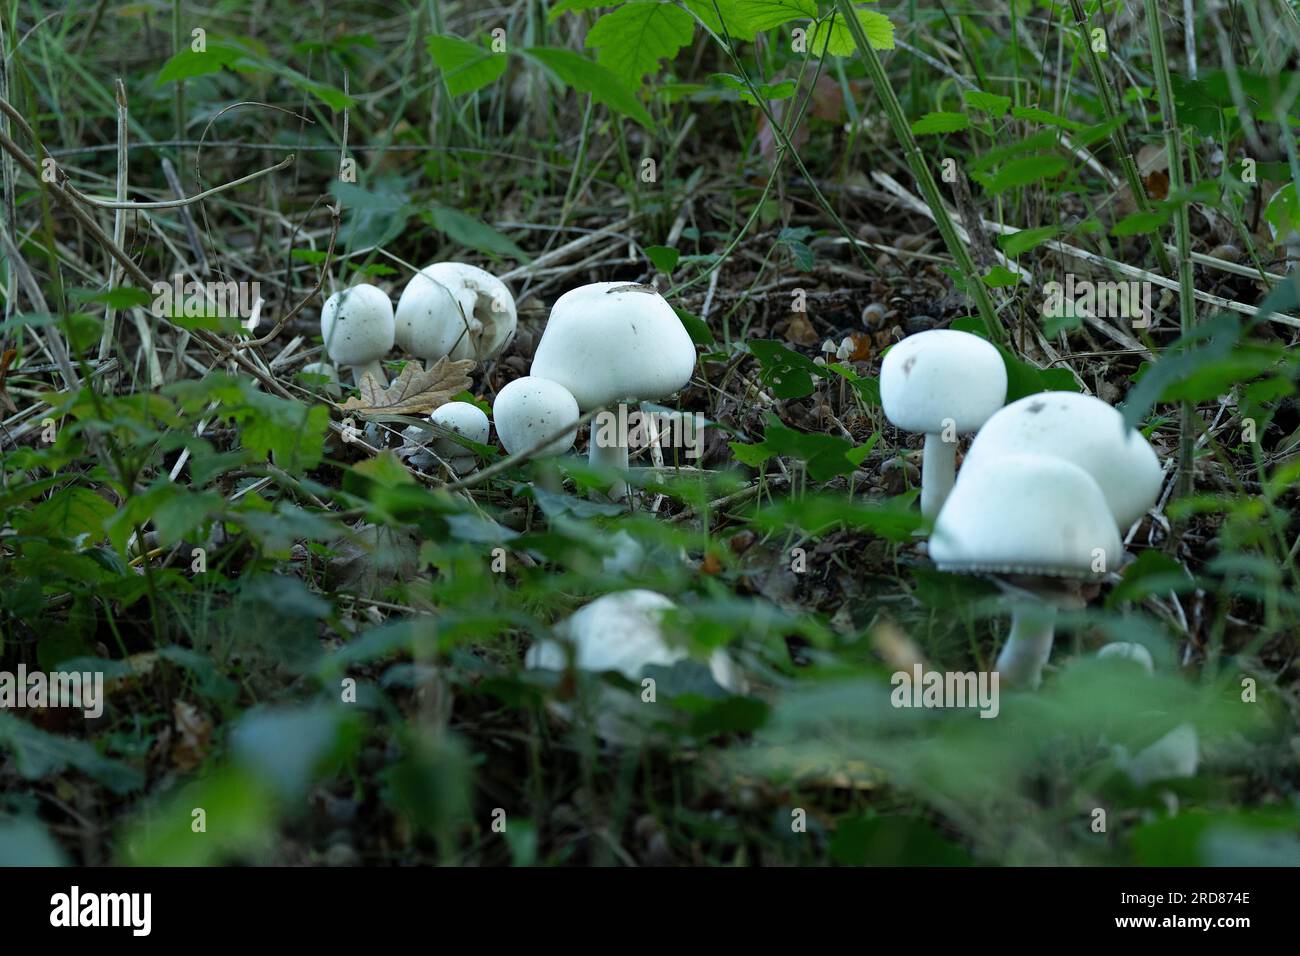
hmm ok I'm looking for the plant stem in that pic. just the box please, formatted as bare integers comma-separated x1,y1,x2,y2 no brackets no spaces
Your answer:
1068,0,1174,277
833,0,1004,343
1142,0,1197,499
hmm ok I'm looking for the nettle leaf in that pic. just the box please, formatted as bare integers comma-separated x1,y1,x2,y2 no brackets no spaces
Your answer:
234,386,330,471
910,111,969,135
808,7,895,55
424,204,529,261
1010,105,1084,130
749,339,826,398
997,226,1060,257
721,0,817,34
19,486,114,541
971,155,1068,195
156,42,248,84
522,47,654,128
749,493,922,541
963,89,1011,117
776,226,816,270
709,73,796,105
427,34,507,97
586,1,695,87
730,415,863,481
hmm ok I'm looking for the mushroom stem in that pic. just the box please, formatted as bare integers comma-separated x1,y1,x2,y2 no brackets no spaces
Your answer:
921,432,957,518
588,420,629,501
995,603,1057,688
352,360,387,388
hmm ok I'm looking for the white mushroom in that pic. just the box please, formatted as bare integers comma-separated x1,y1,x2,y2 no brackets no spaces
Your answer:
931,452,1121,688
530,281,696,499
402,400,489,472
395,262,516,363
1097,642,1199,785
299,361,341,399
493,376,580,458
962,392,1164,531
320,284,395,386
880,329,1007,518
525,590,742,739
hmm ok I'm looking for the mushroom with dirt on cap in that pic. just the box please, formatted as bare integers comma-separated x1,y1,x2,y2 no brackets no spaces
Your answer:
880,328,1007,519
530,281,696,500
930,452,1121,688
320,284,395,386
961,391,1164,532
394,262,517,364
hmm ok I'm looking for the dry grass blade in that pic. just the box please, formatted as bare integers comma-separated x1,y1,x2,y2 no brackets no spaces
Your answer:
342,356,476,416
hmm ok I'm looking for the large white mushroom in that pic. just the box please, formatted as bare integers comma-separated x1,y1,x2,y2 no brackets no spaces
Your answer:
525,589,742,739
931,452,1121,688
530,282,696,500
320,284,395,385
394,262,516,364
880,329,1007,519
962,392,1164,531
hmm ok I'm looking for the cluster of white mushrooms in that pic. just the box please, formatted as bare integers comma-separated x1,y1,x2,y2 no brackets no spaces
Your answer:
314,271,697,493
881,328,1166,690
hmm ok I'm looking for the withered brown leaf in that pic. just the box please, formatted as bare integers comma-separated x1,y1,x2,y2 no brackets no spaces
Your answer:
342,356,475,416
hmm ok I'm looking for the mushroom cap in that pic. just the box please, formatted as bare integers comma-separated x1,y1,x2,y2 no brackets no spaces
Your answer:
320,284,395,367
428,400,490,457
423,262,517,361
1098,641,1155,674
930,452,1121,578
393,270,465,361
530,282,696,411
880,329,1007,434
962,391,1163,529
524,589,740,692
493,376,579,457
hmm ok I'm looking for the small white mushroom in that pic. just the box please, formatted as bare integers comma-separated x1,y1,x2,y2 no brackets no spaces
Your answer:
962,392,1164,531
530,281,696,500
880,329,1007,518
320,284,395,386
525,590,743,739
492,376,580,458
395,262,516,364
1097,642,1199,785
931,452,1121,688
401,400,489,472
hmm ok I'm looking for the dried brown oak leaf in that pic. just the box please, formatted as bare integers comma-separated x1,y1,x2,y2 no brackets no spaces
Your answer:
342,356,475,416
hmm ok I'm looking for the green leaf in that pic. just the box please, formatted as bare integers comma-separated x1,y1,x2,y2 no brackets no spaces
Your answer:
427,34,508,97
709,73,796,105
330,180,410,251
586,1,695,86
963,89,1011,117
971,155,1068,195
0,713,143,794
235,385,331,471
910,111,969,135
981,265,1020,288
1112,209,1170,236
997,226,1060,257
645,245,680,273
522,47,654,128
730,416,863,481
776,225,815,270
721,0,817,34
20,486,114,541
548,0,612,20
748,339,826,398
424,204,529,261
673,307,715,346
749,493,922,541
1010,105,1084,130
808,7,895,55
156,42,247,84
1264,183,1299,242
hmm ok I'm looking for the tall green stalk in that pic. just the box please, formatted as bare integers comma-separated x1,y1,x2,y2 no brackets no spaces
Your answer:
833,0,1004,343
1143,0,1196,499
1068,0,1174,277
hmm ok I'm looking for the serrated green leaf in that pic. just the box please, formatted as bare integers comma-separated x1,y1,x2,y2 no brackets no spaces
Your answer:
971,154,1068,194
910,111,969,135
720,0,817,34
1010,105,1084,130
522,47,655,128
997,226,1060,257
963,89,1011,117
586,1,695,86
808,8,894,55
427,34,508,97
